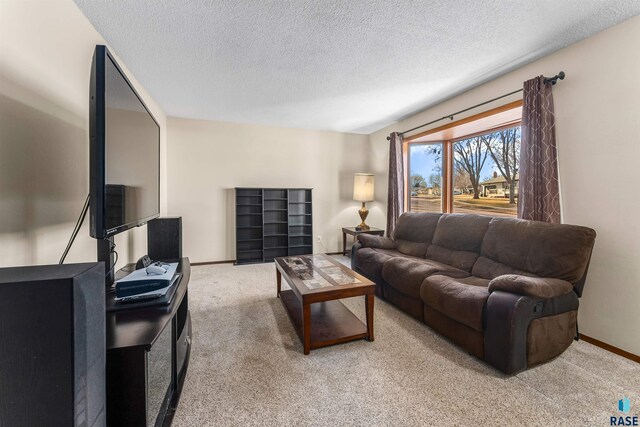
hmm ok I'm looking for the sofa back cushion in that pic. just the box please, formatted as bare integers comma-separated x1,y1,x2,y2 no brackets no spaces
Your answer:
396,240,429,257
426,246,478,271
481,217,596,283
427,214,492,271
432,214,493,251
471,256,533,280
393,212,442,257
393,212,442,243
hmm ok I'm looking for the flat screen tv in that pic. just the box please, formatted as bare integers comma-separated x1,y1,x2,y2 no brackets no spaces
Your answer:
89,45,160,239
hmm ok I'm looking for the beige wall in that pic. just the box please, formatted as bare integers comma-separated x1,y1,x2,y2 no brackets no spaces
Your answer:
369,15,640,355
0,0,167,269
166,117,372,263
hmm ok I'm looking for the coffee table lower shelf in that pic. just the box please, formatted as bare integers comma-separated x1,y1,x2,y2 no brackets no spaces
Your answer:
279,289,369,352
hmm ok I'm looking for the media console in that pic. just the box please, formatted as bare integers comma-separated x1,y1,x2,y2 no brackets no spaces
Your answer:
106,257,191,426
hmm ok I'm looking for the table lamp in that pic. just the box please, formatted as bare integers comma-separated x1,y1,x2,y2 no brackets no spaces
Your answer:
353,173,374,230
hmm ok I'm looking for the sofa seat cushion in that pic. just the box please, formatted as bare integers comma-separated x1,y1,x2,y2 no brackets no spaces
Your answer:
420,275,490,332
382,257,469,298
355,247,406,280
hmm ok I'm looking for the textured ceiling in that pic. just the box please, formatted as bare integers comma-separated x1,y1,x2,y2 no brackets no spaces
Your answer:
74,0,640,134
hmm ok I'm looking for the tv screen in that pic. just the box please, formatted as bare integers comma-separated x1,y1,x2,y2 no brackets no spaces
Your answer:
90,45,160,239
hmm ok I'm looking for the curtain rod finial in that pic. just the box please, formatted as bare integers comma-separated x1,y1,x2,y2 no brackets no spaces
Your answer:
546,71,566,85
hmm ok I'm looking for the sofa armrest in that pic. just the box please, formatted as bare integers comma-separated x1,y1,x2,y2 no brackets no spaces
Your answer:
350,241,362,271
357,234,397,249
484,291,579,374
488,274,573,299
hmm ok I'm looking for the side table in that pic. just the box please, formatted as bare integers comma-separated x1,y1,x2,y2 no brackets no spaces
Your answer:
342,227,385,257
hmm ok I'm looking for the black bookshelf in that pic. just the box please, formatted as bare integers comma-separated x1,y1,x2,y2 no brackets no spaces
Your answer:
235,188,313,264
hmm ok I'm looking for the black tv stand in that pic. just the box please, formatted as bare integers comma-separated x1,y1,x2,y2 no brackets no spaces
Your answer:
106,257,191,426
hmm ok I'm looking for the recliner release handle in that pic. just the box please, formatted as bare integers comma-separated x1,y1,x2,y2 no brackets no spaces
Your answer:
533,302,544,314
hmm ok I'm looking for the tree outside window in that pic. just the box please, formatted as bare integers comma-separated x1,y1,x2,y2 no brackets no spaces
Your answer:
408,126,520,217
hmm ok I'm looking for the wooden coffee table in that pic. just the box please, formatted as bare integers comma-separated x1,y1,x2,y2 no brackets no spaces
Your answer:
275,254,375,355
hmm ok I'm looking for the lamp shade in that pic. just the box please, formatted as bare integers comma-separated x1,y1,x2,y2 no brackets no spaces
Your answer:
353,173,375,202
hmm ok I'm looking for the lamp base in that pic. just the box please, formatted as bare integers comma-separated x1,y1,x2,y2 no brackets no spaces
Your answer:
358,202,370,230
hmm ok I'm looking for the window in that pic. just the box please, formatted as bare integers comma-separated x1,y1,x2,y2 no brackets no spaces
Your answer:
406,103,521,217
408,143,443,213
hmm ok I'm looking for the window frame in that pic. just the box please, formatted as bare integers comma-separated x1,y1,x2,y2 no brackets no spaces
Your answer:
404,100,522,215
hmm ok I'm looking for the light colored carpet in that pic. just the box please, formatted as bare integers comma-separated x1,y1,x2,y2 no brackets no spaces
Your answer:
173,256,639,426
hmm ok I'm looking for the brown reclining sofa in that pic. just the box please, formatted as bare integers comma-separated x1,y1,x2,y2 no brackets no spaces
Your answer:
351,212,596,374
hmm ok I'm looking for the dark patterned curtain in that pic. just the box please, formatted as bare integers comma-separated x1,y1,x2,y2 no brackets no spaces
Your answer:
386,132,404,237
518,76,561,223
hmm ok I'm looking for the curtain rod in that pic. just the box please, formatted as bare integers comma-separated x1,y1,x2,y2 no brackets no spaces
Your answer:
387,71,565,140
